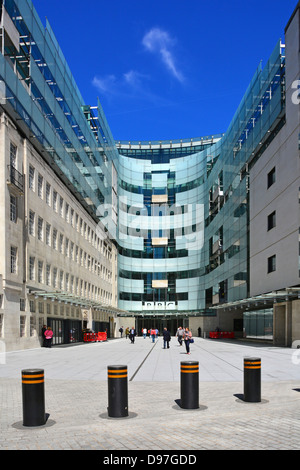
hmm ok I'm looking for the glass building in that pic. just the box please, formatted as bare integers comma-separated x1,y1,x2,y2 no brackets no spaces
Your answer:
1,0,300,348
116,40,286,333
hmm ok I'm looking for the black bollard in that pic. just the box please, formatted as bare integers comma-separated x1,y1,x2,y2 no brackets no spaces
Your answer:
243,357,261,403
180,361,199,409
107,365,128,417
22,369,46,427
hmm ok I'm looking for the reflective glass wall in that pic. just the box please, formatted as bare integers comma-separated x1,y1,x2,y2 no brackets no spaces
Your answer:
117,40,285,317
243,309,273,340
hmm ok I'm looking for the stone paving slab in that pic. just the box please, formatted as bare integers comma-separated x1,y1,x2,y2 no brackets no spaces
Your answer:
0,337,300,451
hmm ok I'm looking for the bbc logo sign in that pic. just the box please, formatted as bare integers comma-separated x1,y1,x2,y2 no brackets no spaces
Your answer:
143,302,177,311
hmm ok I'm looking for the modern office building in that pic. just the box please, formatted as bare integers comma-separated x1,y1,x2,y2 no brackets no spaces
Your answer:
0,0,300,350
0,0,122,351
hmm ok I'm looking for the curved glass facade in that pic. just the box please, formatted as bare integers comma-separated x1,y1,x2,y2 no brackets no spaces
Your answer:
0,0,287,324
117,40,286,317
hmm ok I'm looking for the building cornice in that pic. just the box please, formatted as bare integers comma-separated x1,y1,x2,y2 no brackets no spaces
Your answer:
285,0,300,33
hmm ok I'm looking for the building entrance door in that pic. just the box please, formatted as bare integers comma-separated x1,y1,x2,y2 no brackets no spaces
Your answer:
136,316,185,337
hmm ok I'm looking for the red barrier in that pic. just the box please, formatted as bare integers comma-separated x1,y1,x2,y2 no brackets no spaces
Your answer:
209,331,234,339
83,332,107,342
95,332,107,342
84,332,96,342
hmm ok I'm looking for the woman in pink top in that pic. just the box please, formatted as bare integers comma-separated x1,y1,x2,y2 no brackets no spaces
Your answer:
44,326,53,348
183,328,192,354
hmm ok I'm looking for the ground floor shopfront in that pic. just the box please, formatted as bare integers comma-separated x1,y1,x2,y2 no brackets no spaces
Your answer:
132,309,274,341
46,318,111,346
135,316,190,337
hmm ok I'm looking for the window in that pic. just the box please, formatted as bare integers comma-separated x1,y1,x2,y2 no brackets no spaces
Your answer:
53,190,58,211
29,256,35,280
267,211,276,231
268,254,276,273
267,167,276,188
65,203,69,222
38,260,43,283
20,315,26,337
29,165,35,190
38,174,43,198
10,195,17,222
59,270,64,290
29,210,35,236
46,264,51,286
53,229,57,250
46,182,51,205
59,234,64,254
37,217,43,241
65,238,69,257
59,196,64,217
65,273,69,292
46,223,51,246
20,299,25,311
10,142,17,168
30,317,35,337
38,302,44,314
10,246,17,274
53,267,58,288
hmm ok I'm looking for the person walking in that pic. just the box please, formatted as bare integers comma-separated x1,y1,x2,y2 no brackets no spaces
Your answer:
44,326,53,348
119,326,123,338
142,327,147,339
183,327,193,355
162,327,171,349
41,324,47,347
176,327,184,346
125,327,130,339
150,327,156,343
129,327,136,343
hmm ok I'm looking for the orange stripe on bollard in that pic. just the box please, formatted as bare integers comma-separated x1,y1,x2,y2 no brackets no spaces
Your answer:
181,365,199,373
22,374,44,379
22,379,44,384
107,369,127,378
244,361,261,369
108,374,127,378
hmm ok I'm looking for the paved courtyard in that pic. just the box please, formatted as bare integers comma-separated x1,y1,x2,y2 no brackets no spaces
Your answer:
0,336,300,451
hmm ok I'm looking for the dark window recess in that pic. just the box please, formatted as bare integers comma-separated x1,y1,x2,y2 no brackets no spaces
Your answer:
267,211,276,231
267,254,276,273
267,167,276,188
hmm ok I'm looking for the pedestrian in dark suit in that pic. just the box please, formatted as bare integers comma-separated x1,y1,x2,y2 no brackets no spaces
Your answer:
41,325,47,347
129,327,136,343
162,327,171,349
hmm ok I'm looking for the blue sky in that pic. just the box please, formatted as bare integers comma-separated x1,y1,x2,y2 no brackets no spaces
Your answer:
34,0,296,141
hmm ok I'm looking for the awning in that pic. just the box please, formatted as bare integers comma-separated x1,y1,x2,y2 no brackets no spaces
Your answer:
211,287,300,311
29,289,128,315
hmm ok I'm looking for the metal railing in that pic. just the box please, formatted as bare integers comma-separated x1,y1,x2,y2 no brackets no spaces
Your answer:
8,165,24,192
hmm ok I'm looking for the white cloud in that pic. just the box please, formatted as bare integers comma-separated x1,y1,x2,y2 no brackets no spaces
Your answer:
123,70,148,88
142,27,184,82
92,75,117,94
92,67,174,115
92,70,148,98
